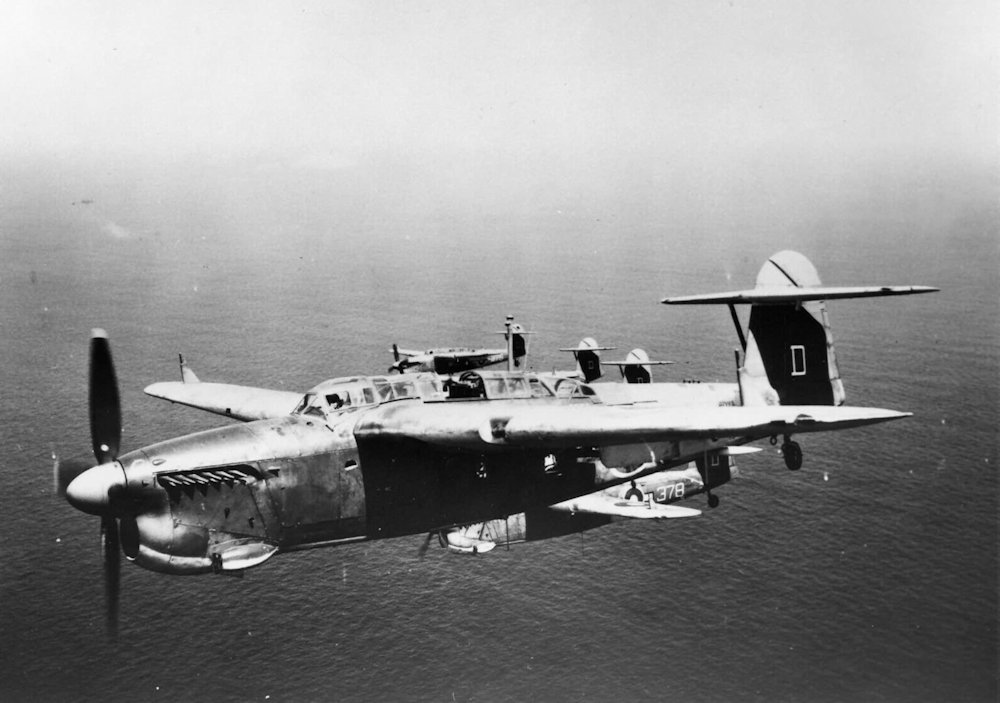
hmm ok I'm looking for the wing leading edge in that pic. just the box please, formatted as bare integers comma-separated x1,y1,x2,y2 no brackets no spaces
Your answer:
144,381,302,421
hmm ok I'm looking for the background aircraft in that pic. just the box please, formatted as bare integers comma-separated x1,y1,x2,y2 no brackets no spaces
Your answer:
388,315,529,373
55,251,934,635
558,339,674,384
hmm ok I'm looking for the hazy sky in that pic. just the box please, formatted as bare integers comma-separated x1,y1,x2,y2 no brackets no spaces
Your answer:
2,1,994,170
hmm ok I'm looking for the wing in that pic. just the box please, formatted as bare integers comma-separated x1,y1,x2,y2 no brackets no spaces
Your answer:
356,401,910,450
144,381,302,421
490,404,910,446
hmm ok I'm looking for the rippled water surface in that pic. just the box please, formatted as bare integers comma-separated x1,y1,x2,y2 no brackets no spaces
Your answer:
0,162,995,702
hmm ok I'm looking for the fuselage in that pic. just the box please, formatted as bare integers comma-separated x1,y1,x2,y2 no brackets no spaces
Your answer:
112,371,743,574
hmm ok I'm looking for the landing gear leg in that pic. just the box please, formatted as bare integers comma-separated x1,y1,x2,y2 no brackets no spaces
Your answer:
781,436,803,471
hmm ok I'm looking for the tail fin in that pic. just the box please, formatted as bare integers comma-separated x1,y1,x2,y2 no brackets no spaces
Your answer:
601,348,675,384
499,316,533,370
511,326,528,368
663,250,938,406
745,252,842,405
559,338,615,382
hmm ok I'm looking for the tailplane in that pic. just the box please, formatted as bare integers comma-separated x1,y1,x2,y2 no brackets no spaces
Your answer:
663,250,937,406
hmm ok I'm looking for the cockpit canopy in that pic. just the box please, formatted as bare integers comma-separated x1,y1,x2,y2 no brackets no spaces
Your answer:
292,377,379,418
292,372,557,418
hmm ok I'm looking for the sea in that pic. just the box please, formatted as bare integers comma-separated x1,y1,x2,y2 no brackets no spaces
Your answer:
0,156,996,702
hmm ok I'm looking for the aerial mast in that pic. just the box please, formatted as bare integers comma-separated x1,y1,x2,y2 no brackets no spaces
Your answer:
505,315,514,372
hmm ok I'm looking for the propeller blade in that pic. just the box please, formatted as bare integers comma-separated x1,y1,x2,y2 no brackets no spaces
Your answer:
392,344,400,362
89,330,121,465
53,454,93,498
417,531,434,559
101,515,120,639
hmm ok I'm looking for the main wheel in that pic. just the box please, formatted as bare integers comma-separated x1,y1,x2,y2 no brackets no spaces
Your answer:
782,441,803,471
707,493,720,509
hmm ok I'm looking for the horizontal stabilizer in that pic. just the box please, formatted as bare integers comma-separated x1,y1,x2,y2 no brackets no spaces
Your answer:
549,493,701,519
559,345,616,352
144,381,302,421
663,285,938,305
601,360,674,367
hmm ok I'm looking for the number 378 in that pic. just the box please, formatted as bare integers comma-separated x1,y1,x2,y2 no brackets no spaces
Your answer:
655,482,686,502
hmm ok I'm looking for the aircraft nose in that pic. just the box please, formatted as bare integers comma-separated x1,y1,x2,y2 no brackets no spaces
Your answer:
66,462,127,515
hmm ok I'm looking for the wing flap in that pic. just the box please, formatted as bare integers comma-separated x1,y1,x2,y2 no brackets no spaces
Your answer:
144,381,302,421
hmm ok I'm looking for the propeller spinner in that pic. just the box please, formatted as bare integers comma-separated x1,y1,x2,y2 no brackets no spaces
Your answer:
56,329,136,638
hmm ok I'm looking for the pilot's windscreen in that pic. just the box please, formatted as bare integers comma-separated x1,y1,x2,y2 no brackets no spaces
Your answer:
305,397,326,416
294,393,315,414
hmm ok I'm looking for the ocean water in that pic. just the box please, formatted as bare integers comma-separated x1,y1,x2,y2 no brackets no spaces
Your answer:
0,159,996,702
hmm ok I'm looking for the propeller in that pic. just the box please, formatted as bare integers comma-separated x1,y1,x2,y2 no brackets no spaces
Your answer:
56,329,133,638
53,452,92,497
388,344,411,374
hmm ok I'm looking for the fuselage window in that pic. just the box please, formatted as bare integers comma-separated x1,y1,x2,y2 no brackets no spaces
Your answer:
484,377,508,398
326,393,348,409
390,380,415,398
507,376,532,398
528,378,551,398
373,380,394,402
790,345,807,376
